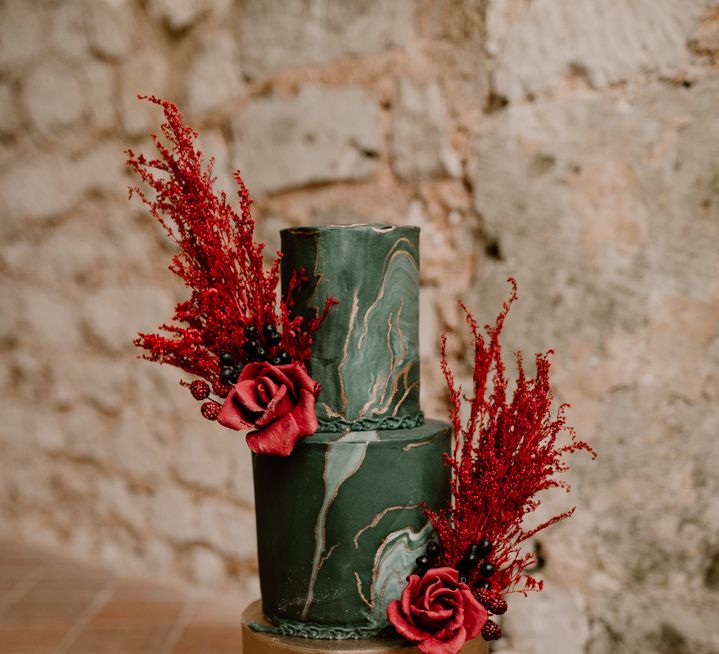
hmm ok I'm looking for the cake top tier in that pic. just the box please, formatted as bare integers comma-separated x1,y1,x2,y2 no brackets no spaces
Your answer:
281,224,422,431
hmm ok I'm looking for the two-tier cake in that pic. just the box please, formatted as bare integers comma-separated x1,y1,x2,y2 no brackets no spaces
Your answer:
250,224,451,637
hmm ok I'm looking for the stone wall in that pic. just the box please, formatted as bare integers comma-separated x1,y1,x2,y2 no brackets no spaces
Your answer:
1,1,718,652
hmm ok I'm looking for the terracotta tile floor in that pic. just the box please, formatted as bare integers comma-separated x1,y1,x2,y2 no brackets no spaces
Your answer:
0,541,246,654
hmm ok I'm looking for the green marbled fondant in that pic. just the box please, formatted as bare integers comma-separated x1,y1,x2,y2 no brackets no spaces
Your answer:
281,225,421,427
253,420,451,632
253,224,451,637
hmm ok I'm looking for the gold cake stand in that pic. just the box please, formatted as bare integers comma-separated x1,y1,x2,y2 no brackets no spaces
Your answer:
242,601,489,654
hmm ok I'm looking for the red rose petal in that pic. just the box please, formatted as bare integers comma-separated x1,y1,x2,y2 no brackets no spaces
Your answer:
255,385,293,427
256,381,271,405
235,379,267,413
246,412,302,457
281,363,317,395
217,390,259,431
238,362,265,382
418,626,466,654
401,575,421,617
294,388,319,434
257,374,281,399
458,588,488,641
387,599,428,642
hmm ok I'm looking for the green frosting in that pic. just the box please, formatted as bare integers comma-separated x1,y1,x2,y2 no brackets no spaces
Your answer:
253,420,451,631
281,225,421,427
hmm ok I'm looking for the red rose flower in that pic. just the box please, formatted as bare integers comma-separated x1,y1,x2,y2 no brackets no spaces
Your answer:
217,362,319,456
387,567,488,654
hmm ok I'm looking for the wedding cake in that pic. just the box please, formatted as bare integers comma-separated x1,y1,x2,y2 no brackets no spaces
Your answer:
251,224,451,636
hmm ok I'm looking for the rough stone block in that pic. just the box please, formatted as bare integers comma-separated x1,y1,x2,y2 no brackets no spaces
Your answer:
232,85,380,195
185,33,243,115
65,405,111,464
176,423,233,490
85,0,135,61
81,285,173,353
487,0,709,100
83,61,116,131
50,0,89,62
189,546,225,585
237,0,417,78
151,0,211,32
199,499,256,558
0,0,43,71
119,53,169,137
23,288,81,347
229,440,253,506
0,83,20,136
112,411,168,483
391,80,460,181
0,285,17,344
0,153,81,223
52,356,129,414
690,5,719,57
22,61,84,136
98,477,147,531
153,486,201,542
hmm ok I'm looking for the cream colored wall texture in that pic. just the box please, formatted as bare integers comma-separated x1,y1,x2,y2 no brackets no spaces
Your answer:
1,1,718,652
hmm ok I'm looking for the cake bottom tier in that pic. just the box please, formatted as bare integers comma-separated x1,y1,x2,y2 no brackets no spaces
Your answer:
243,601,489,654
252,420,451,637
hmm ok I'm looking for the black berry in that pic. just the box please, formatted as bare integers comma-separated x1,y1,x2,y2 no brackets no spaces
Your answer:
219,352,234,367
464,543,481,561
464,552,480,566
220,367,235,385
479,562,496,578
262,324,277,338
477,538,492,557
254,346,268,361
278,351,290,363
244,324,257,337
229,369,240,383
269,356,282,365
245,338,260,352
415,555,430,572
426,541,441,558
477,579,492,590
267,331,282,346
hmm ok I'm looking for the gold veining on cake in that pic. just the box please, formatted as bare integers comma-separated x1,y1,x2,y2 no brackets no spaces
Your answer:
352,504,422,549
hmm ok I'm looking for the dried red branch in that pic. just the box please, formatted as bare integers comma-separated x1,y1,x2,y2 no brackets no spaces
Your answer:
425,279,596,596
126,96,331,386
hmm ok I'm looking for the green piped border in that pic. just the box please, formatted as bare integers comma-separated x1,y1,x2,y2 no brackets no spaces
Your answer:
249,620,395,640
316,412,425,433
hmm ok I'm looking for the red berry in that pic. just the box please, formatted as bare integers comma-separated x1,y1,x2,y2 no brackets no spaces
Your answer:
201,401,221,421
190,380,210,400
481,620,502,641
212,381,231,398
474,588,508,615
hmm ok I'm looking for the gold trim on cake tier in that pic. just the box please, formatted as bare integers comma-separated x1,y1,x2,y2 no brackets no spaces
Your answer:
242,601,489,654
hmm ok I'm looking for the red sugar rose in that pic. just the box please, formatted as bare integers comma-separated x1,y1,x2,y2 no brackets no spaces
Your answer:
217,361,319,456
387,567,488,654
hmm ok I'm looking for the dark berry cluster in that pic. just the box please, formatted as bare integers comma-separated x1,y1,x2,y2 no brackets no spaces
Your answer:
414,540,442,576
457,537,495,589
219,324,291,385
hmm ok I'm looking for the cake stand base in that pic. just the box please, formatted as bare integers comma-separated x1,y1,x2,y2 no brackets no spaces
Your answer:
242,601,489,654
